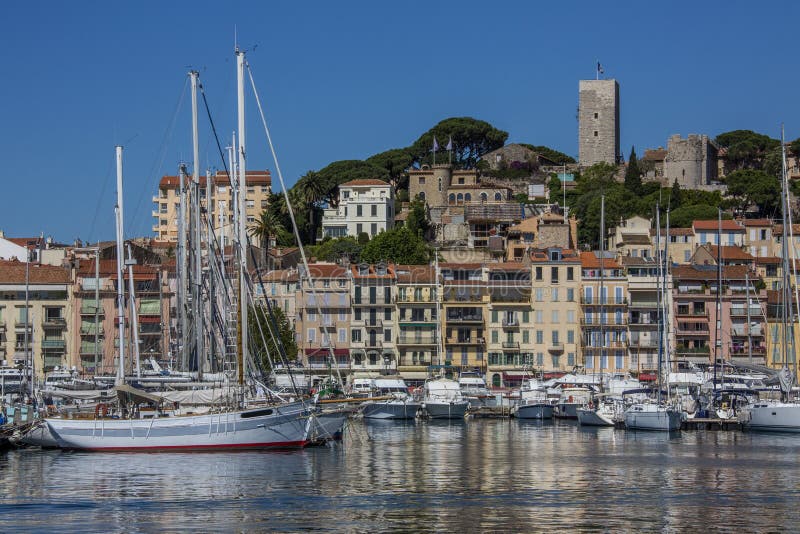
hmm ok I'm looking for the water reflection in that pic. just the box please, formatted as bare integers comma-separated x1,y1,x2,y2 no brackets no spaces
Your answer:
1,421,799,531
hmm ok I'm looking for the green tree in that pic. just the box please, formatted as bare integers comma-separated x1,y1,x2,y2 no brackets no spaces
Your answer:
309,236,362,263
519,144,576,164
409,117,508,168
405,198,430,237
316,160,389,205
357,232,370,246
624,146,642,194
360,226,433,265
249,303,297,373
248,210,281,250
715,129,780,170
670,179,683,210
548,175,562,204
724,169,780,216
669,204,727,228
366,148,414,190
791,138,800,158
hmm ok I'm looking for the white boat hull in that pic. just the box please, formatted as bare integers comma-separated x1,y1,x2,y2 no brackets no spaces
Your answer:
742,402,800,432
424,400,469,419
45,402,317,451
362,400,420,420
555,402,582,419
514,403,554,419
577,408,615,427
624,405,682,431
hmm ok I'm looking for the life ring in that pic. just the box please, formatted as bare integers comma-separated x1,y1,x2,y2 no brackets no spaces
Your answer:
95,403,108,418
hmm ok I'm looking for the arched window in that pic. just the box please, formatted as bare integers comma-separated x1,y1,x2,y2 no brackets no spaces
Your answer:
456,193,463,204
419,191,425,201
492,373,502,387
494,192,502,201
449,193,456,205
480,192,488,202
464,193,472,202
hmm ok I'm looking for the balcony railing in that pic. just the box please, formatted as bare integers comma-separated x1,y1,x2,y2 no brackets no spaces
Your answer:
548,342,564,353
501,341,520,350
352,297,392,306
730,307,762,317
42,317,67,328
353,317,383,328
581,297,628,305
41,339,66,350
580,317,628,326
447,337,485,345
628,339,659,348
364,339,383,349
502,318,519,328
731,326,764,337
676,309,708,318
446,314,483,323
397,335,437,345
730,346,767,356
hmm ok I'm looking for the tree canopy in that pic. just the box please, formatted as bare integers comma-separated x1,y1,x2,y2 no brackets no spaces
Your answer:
715,129,780,171
359,226,433,265
409,117,508,168
723,169,781,217
519,144,576,164
624,146,642,194
366,148,414,190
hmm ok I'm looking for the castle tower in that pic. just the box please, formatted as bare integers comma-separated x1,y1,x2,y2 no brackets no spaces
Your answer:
578,79,620,167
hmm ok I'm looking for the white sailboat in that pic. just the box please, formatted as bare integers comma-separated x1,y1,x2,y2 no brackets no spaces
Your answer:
742,126,800,432
46,53,345,451
624,204,682,431
422,377,468,419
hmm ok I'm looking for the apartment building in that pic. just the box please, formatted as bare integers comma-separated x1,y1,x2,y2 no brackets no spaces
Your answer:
528,248,582,380
652,227,694,264
321,179,394,239
350,263,396,373
742,219,775,258
580,252,629,372
485,263,533,388
440,264,486,373
254,268,299,324
395,265,438,383
152,170,271,243
671,265,767,365
692,219,745,247
622,256,670,372
296,263,351,373
0,260,71,377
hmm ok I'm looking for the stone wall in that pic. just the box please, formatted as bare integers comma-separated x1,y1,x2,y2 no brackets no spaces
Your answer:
578,79,620,167
663,134,718,188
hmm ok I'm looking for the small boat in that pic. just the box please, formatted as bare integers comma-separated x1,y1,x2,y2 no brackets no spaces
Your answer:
458,371,495,408
422,378,468,419
512,379,554,419
361,378,420,420
623,401,682,431
555,387,592,419
577,396,617,427
741,400,800,433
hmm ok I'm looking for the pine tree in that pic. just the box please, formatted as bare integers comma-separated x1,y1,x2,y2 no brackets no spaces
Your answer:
671,179,683,210
624,146,642,194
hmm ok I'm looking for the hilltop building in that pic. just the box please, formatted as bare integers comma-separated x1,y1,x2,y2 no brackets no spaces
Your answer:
578,79,620,166
321,179,394,239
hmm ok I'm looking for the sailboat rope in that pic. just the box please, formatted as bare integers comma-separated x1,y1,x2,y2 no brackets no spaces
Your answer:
246,61,345,389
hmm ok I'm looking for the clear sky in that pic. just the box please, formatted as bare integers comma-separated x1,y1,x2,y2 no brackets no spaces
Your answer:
1,1,798,243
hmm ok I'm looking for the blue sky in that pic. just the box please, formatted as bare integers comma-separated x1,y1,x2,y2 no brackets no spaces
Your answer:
1,1,798,242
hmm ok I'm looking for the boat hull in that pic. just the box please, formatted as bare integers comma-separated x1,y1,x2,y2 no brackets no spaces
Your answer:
362,400,420,420
514,403,554,419
555,402,582,419
577,408,615,427
424,400,468,419
45,402,315,451
624,406,682,431
742,402,800,432
20,423,59,448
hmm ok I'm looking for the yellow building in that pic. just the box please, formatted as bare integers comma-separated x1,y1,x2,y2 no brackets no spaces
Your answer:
152,170,271,243
0,260,72,377
395,265,438,384
440,263,487,373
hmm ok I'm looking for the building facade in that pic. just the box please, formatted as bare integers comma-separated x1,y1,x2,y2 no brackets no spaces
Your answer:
321,179,394,239
578,79,620,166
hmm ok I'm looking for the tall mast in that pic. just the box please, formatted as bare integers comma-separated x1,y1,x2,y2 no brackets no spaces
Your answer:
126,244,141,379
236,47,248,386
781,125,799,380
114,145,126,385
663,207,672,385
190,70,204,379
206,168,215,372
599,195,605,380
94,246,100,374
178,164,189,370
655,205,662,404
715,209,723,390
746,270,753,364
25,249,31,396
779,126,793,377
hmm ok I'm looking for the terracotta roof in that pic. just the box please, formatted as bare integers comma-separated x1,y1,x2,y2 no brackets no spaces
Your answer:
756,256,781,265
159,170,271,189
643,149,667,161
742,218,772,227
772,224,800,235
620,256,658,266
255,269,299,283
701,245,754,261
619,233,651,245
507,217,538,233
580,251,621,269
0,260,70,284
650,227,694,237
303,263,349,279
672,264,749,280
488,262,528,272
395,265,436,283
339,179,390,187
692,220,744,232
529,248,581,263
268,247,299,258
350,263,396,279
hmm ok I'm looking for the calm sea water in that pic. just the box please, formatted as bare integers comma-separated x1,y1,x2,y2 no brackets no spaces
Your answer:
1,419,800,532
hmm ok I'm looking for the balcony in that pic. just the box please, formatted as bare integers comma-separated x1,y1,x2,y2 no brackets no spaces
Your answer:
676,309,708,319
730,346,767,357
80,325,104,335
548,342,564,353
397,335,437,345
398,316,437,326
305,296,350,308
730,306,762,317
42,317,67,328
580,317,627,326
628,338,659,348
41,339,66,350
80,304,104,315
444,293,484,303
352,317,383,328
583,341,627,350
731,326,764,337
502,318,519,328
581,297,628,305
501,341,520,350
675,345,710,356
676,326,710,336
364,339,384,349
15,321,32,332
629,300,658,309
446,314,484,324
0,320,5,331
447,337,485,346
351,297,392,307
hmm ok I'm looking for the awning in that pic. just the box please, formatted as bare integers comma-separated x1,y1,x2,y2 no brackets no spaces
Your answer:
305,348,349,356
543,372,566,379
139,316,161,324
399,371,429,379
638,373,657,381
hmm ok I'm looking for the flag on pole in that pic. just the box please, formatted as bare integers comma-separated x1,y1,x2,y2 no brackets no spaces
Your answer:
446,136,452,151
432,136,439,152
596,61,604,79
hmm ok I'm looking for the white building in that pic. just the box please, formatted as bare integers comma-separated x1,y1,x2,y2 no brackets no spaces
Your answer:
321,179,394,239
0,233,31,262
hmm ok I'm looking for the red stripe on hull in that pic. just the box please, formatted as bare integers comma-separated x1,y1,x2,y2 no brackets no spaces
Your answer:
71,440,310,452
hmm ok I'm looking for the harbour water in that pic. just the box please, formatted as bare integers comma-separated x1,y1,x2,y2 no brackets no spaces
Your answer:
2,419,800,532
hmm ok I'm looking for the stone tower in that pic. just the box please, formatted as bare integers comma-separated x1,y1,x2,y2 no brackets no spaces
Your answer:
578,79,620,167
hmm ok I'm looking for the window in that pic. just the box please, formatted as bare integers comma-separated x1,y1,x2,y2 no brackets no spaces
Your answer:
371,223,377,236
307,329,316,343
159,203,167,213
535,310,543,323
339,308,347,321
552,330,559,344
438,178,442,192
522,311,529,323
371,205,377,217
494,192,502,201
567,288,575,302
593,131,598,137
338,329,347,343
218,185,227,193
551,267,559,283
567,330,574,343
535,267,542,280
567,267,574,281
464,193,471,202
308,310,316,321
246,216,255,223
480,192,487,202
491,310,498,323
356,223,363,234
352,329,361,342
615,352,624,369
384,329,392,342
523,330,530,343
536,330,544,344
419,192,425,201
537,352,544,365
551,310,559,323
535,288,543,302
449,193,456,205
491,330,498,343
458,177,465,185
160,219,167,226
357,205,363,217
551,288,559,302
323,279,330,288
567,310,575,323
457,193,463,204
419,177,426,185
594,112,598,119
384,307,391,320
246,200,254,209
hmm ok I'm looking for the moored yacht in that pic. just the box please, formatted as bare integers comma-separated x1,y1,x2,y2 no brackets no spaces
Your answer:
422,378,469,419
512,378,554,419
361,378,420,419
555,386,592,419
623,401,682,431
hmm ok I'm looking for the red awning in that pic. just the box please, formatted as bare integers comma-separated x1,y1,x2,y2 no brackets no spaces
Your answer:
139,316,161,324
543,372,566,380
639,373,657,381
305,348,349,357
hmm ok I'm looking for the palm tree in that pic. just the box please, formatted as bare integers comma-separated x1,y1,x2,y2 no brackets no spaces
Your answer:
249,210,281,252
293,171,327,244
